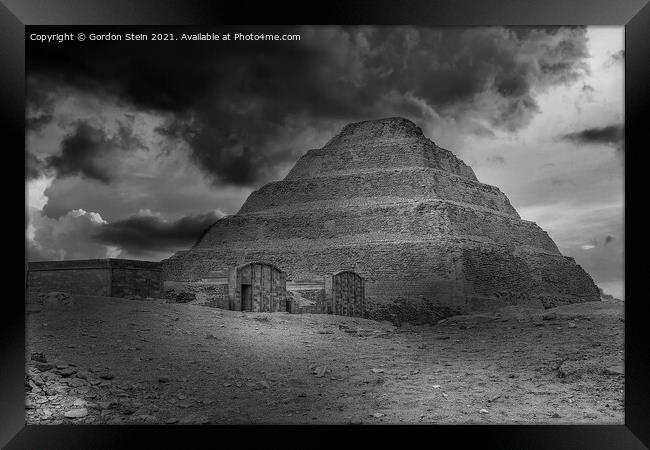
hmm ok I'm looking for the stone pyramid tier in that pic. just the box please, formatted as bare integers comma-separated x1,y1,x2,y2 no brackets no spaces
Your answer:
163,117,599,323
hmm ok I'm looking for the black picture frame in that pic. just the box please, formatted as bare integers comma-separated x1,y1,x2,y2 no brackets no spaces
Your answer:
2,0,648,448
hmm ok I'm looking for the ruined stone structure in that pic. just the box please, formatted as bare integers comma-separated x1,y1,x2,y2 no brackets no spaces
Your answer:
27,259,163,300
163,117,600,323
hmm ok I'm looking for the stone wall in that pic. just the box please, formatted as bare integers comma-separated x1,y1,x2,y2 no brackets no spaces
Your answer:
28,262,112,297
163,239,599,323
239,167,518,217
27,259,162,300
196,201,554,253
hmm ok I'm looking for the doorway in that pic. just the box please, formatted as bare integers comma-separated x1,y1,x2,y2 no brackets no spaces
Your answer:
241,284,252,311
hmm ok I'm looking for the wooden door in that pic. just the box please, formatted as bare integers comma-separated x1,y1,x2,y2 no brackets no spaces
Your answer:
332,271,364,317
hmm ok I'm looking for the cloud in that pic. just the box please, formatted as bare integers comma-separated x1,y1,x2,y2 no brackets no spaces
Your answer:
26,113,53,132
486,155,505,164
560,124,624,149
45,120,148,183
27,26,590,188
27,208,118,261
608,49,624,65
92,210,225,257
26,152,47,180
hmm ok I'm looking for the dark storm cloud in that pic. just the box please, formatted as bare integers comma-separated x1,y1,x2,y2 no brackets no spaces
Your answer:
27,26,590,187
26,113,53,132
92,210,223,255
560,124,624,149
26,152,45,180
610,49,624,64
46,120,147,183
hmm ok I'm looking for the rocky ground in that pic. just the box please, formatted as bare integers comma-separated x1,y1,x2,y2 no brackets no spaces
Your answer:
25,293,624,425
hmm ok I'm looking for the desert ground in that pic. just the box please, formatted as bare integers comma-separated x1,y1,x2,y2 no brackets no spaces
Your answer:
25,294,624,425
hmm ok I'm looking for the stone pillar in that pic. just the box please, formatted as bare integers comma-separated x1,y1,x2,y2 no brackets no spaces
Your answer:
324,274,333,314
228,267,238,311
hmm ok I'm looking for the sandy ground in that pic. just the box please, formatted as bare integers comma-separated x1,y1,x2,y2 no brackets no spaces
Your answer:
25,295,624,425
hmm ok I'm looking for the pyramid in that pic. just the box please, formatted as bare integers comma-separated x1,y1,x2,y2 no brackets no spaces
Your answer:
163,117,600,322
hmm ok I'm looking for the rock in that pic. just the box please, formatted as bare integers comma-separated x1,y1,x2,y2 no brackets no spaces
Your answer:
488,394,501,403
166,418,179,424
371,412,385,418
64,408,88,418
603,365,625,376
158,376,170,383
435,335,451,340
479,409,489,414
72,399,87,407
312,366,327,378
34,363,54,372
98,401,117,410
432,385,441,389
67,378,86,387
370,368,384,374
133,414,157,423
96,369,114,380
30,352,47,363
551,413,561,418
568,322,577,328
55,368,77,378
542,312,557,320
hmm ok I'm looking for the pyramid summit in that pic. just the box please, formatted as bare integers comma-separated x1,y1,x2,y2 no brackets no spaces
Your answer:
163,117,599,323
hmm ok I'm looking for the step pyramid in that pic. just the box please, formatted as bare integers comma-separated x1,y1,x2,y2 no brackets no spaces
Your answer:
162,117,600,322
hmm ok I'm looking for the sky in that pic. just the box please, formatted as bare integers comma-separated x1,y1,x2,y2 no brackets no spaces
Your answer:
25,26,625,299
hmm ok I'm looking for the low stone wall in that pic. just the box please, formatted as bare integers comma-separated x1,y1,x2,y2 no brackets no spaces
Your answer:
27,261,112,297
27,259,162,300
163,239,599,324
163,281,229,308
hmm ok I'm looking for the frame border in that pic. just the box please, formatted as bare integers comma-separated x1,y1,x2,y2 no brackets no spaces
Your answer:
3,0,648,448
